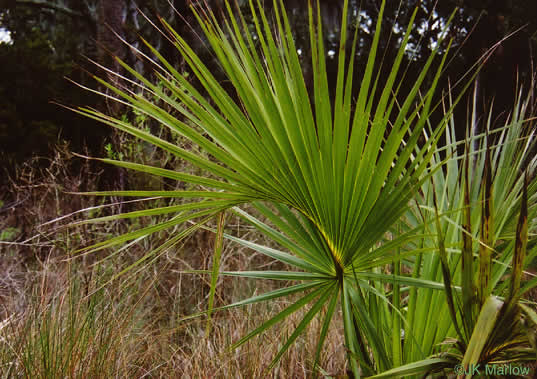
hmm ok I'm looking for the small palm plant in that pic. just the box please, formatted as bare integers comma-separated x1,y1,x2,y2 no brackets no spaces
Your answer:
371,87,537,378
70,0,478,376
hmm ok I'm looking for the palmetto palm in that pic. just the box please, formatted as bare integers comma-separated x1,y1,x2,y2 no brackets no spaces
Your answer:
73,0,469,376
368,86,537,378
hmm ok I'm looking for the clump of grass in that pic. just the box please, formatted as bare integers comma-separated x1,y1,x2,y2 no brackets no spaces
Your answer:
0,138,348,377
0,244,348,377
0,260,150,377
170,302,347,378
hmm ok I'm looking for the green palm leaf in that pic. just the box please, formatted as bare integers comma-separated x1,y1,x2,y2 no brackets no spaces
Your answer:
74,0,470,375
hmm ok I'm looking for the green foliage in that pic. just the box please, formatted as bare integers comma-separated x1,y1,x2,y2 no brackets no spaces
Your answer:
3,0,537,172
370,86,537,378
70,0,537,377
74,0,453,375
0,227,20,242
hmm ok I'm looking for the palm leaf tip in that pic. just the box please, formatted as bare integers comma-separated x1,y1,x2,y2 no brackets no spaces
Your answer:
71,0,485,375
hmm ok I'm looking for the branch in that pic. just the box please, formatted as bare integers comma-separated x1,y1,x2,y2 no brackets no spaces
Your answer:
15,0,85,18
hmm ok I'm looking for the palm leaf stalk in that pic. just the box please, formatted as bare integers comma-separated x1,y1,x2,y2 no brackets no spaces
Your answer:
72,0,471,376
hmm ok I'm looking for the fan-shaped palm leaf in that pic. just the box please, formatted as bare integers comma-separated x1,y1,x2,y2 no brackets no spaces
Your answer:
72,0,468,375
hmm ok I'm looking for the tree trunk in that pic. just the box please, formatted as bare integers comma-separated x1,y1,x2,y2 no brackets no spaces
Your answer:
97,0,127,115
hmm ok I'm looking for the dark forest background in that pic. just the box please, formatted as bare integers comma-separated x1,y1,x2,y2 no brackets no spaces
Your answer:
1,0,536,176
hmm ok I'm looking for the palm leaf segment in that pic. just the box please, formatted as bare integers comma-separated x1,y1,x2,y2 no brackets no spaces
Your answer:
78,0,458,374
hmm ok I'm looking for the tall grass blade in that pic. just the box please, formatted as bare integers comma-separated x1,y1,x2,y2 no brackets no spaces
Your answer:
461,141,475,336
508,172,528,304
432,185,464,344
478,132,494,305
391,229,402,368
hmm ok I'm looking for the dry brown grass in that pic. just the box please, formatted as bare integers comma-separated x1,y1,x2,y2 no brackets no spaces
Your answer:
3,140,534,378
0,243,348,378
0,144,348,378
